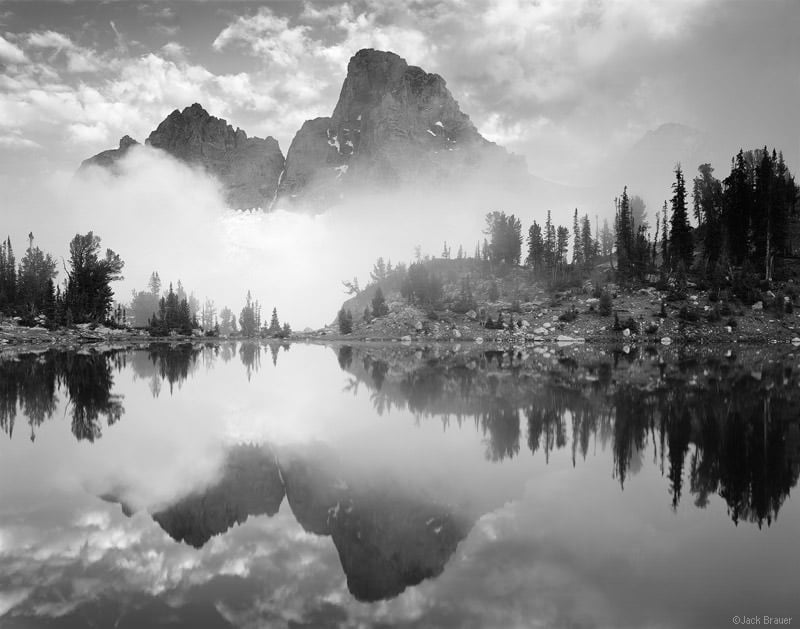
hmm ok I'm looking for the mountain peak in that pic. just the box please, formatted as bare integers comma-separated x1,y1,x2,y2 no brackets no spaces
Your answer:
277,48,524,207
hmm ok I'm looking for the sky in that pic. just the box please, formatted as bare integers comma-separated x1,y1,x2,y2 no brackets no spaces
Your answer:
1,0,799,327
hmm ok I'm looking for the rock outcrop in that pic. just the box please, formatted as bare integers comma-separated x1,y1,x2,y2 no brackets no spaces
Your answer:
146,104,284,209
278,49,525,207
80,105,285,210
79,135,138,174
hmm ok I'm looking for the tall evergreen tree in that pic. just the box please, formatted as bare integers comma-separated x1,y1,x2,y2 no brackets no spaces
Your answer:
615,188,634,278
484,211,523,265
692,163,723,267
669,165,693,270
0,237,17,313
239,291,257,336
17,234,57,317
371,286,389,317
544,210,556,276
63,232,124,323
572,208,583,266
556,226,570,274
526,221,544,275
580,213,594,269
268,307,281,334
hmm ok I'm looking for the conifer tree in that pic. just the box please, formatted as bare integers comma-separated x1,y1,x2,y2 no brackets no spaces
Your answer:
337,308,353,334
615,188,634,278
371,286,389,317
544,210,556,276
556,226,569,274
581,213,594,269
63,232,124,323
572,208,583,266
669,165,693,270
269,307,281,335
526,221,544,275
692,163,723,267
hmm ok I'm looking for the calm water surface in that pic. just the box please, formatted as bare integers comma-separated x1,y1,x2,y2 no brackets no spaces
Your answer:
0,341,798,628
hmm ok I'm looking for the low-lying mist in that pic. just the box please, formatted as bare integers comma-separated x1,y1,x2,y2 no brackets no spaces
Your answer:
3,147,578,329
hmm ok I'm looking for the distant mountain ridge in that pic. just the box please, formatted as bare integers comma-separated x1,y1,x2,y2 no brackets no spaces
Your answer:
79,49,527,210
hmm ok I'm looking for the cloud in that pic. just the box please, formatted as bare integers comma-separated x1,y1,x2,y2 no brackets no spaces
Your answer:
0,129,40,148
26,30,73,50
26,29,102,73
0,33,27,64
213,10,311,67
67,121,109,144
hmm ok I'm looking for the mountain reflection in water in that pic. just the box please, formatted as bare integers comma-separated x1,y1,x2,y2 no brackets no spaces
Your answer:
1,341,800,628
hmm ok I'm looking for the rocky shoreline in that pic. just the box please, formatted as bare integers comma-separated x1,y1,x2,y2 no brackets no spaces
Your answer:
2,318,799,356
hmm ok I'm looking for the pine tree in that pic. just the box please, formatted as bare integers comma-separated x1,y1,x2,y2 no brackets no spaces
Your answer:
669,165,693,271
269,307,281,335
17,233,57,317
581,213,594,269
239,291,257,336
337,308,353,334
600,219,614,263
544,210,556,277
63,232,124,323
371,286,389,317
615,188,634,279
0,237,18,313
722,150,752,266
370,257,387,283
572,208,583,266
556,226,569,274
526,221,544,275
692,163,723,268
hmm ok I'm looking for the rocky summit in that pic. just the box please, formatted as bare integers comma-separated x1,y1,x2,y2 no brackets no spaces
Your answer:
146,104,284,209
80,105,284,210
278,49,525,207
80,49,526,210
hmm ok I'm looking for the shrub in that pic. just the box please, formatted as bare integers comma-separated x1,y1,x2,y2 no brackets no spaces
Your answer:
706,307,722,323
726,318,738,328
559,306,578,322
720,302,733,316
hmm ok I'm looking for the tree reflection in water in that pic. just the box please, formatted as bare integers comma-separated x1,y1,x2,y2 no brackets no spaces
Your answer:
337,344,800,528
1,342,798,529
0,351,123,442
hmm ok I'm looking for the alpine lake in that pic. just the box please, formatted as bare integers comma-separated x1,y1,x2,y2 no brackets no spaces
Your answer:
0,340,798,629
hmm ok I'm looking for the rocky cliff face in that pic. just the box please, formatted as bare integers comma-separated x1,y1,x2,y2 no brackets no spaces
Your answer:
80,105,285,210
278,49,526,207
146,104,284,209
